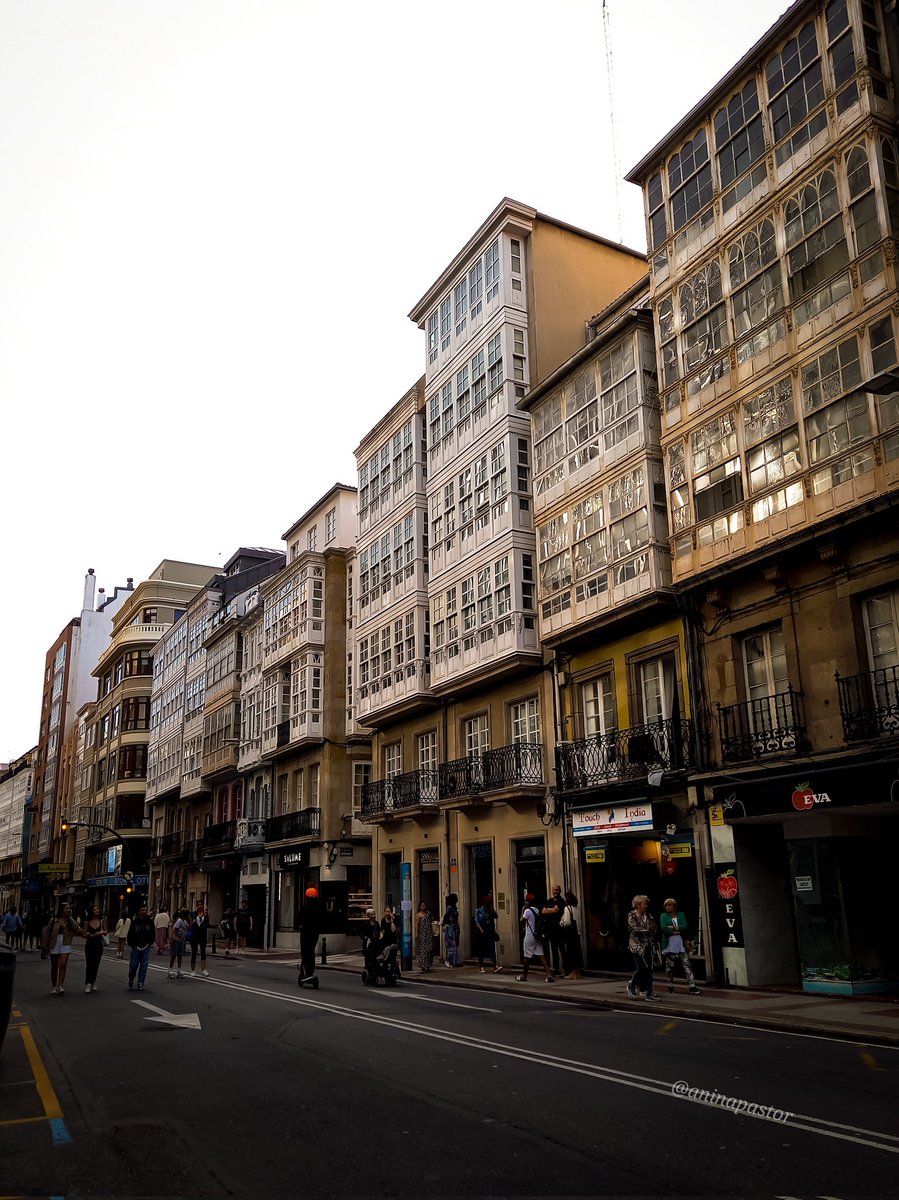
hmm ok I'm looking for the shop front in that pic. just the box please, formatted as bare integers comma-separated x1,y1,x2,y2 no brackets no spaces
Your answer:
710,761,899,994
571,798,703,976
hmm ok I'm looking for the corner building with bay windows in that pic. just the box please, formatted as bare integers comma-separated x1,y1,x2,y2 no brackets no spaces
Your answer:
359,198,646,963
626,0,899,993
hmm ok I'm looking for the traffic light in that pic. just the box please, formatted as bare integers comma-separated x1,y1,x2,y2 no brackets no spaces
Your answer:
60,821,68,835
125,882,134,896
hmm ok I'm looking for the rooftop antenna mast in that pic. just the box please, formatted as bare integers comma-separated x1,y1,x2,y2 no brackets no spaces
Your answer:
602,0,625,243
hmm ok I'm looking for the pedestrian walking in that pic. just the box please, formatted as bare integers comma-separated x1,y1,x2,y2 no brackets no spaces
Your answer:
114,912,131,959
660,898,702,995
626,894,660,1001
516,894,554,983
25,909,43,952
441,893,462,967
474,894,502,974
541,884,567,976
235,900,252,955
127,903,155,991
167,910,190,978
2,907,22,948
414,901,434,973
560,890,584,979
82,905,107,992
41,903,82,995
298,887,322,982
220,906,237,957
188,901,210,976
153,906,171,955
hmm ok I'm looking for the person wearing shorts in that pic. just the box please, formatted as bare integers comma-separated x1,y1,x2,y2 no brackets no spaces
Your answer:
41,903,82,995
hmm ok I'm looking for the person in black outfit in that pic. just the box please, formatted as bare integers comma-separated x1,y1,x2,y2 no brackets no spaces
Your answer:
541,884,567,977
299,887,322,980
127,904,156,990
189,902,210,976
361,908,381,972
82,905,106,992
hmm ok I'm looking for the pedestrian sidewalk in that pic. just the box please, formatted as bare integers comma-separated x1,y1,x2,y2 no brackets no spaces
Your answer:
208,945,899,1045
322,952,899,1046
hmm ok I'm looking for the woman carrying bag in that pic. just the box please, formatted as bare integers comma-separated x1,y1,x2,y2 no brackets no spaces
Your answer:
82,905,107,993
41,903,83,995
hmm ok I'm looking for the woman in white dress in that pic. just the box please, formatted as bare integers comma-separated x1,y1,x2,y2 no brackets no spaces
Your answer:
516,892,555,983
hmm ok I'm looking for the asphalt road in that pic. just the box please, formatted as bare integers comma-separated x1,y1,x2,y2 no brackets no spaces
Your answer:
2,946,898,1199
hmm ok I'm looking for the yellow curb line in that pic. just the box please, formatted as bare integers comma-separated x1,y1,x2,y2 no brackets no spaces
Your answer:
18,1025,63,1120
0,1115,48,1128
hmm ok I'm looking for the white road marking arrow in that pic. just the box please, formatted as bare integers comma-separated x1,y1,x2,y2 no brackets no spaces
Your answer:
132,998,202,1030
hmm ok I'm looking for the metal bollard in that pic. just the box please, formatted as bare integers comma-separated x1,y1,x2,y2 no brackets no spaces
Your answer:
320,937,327,965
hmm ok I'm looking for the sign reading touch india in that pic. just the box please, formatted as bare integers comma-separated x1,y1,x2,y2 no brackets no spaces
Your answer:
572,803,653,838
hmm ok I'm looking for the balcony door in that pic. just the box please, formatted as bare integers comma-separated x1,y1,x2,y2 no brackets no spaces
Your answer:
582,674,615,738
633,653,680,768
743,627,789,738
863,592,899,717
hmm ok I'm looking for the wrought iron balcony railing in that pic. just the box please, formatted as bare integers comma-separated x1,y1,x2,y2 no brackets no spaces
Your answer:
361,746,545,817
717,688,805,763
201,819,237,853
836,665,899,741
555,721,693,791
185,839,203,867
361,770,439,819
151,832,184,860
265,808,321,843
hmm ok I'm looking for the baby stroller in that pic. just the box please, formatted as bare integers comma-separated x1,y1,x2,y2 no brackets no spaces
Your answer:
361,941,401,987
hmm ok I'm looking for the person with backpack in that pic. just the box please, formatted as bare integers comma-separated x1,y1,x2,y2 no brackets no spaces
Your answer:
516,893,555,983
474,894,502,974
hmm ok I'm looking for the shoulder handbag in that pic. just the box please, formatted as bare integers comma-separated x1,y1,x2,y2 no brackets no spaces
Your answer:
430,919,440,938
560,905,572,929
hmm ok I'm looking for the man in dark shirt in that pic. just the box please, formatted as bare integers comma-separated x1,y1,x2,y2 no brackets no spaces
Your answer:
127,903,156,991
189,902,210,977
541,884,567,977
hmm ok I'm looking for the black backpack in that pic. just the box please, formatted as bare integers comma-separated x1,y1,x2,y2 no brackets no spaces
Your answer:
529,906,548,940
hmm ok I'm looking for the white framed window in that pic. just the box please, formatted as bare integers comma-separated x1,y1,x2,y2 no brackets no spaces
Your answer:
384,743,403,779
582,673,616,737
464,714,489,757
308,764,320,807
353,762,371,819
510,698,540,744
637,655,677,725
417,731,438,772
307,525,318,552
326,508,336,543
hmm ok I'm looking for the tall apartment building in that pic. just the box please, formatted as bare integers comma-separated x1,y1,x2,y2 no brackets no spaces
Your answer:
258,486,372,951
520,280,703,974
0,751,35,913
28,570,133,909
626,0,899,991
145,548,283,926
360,199,645,961
75,560,216,915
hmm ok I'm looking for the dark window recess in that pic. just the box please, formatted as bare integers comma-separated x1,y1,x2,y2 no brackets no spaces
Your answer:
695,475,744,522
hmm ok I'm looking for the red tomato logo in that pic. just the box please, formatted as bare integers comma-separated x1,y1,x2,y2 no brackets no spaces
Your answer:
791,781,814,811
717,870,738,900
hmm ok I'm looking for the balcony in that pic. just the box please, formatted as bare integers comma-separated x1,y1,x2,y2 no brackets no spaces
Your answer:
159,830,186,859
555,721,694,792
201,820,237,854
361,770,439,819
265,808,321,844
717,689,806,763
361,746,545,819
234,818,267,851
185,839,203,867
836,666,899,742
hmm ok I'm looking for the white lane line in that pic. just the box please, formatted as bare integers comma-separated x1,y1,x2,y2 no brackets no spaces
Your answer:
179,972,899,1156
366,991,502,1014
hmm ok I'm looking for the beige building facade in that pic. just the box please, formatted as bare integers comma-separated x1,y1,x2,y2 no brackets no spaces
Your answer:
627,0,899,992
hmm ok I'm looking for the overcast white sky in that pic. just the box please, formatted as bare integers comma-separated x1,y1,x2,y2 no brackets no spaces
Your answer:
0,0,791,760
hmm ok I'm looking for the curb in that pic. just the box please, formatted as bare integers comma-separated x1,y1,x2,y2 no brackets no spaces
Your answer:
320,958,899,1048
